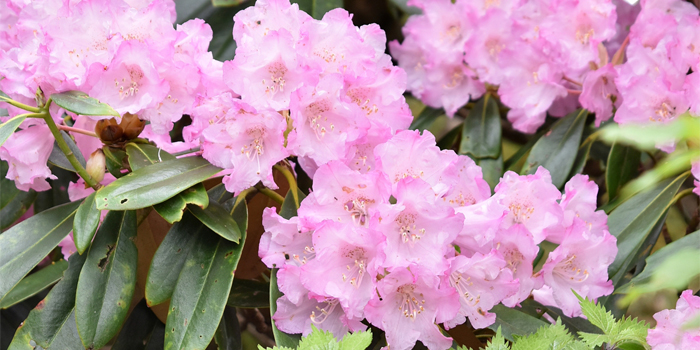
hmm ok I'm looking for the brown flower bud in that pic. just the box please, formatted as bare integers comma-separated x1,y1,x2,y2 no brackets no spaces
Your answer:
119,113,145,140
95,118,123,145
86,149,106,186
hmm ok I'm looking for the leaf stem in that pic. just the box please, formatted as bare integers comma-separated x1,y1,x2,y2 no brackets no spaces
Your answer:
42,109,99,189
258,187,284,205
0,96,41,113
669,188,695,208
273,162,299,208
57,125,98,138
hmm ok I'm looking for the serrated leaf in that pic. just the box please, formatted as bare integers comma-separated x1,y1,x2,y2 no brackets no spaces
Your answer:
338,328,372,350
163,208,247,350
606,143,641,200
227,279,270,308
0,114,27,148
215,306,242,350
0,200,80,301
298,325,338,349
48,130,86,171
126,142,176,171
604,174,686,287
51,90,120,117
484,327,509,350
0,260,68,309
511,319,583,350
577,294,615,334
8,253,87,350
409,106,444,131
95,156,222,210
154,183,209,224
519,299,602,336
460,94,501,159
489,304,549,342
112,299,165,350
73,191,101,254
521,109,588,188
75,210,138,349
291,0,343,19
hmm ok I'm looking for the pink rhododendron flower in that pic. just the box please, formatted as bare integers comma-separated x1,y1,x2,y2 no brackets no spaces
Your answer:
259,207,315,268
550,174,608,244
439,155,492,208
274,294,365,339
580,63,620,125
647,290,700,349
494,225,543,307
365,266,459,350
0,125,56,191
453,198,506,256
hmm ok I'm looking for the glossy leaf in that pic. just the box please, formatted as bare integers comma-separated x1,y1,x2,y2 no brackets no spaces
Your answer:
73,191,101,254
0,114,27,148
212,0,249,6
75,210,139,350
51,90,120,117
188,200,241,242
164,205,247,350
8,253,87,350
291,0,343,19
227,279,270,308
477,154,503,191
126,142,176,171
459,94,501,159
154,183,209,224
605,174,686,287
521,109,588,188
436,123,462,150
0,260,68,309
0,200,80,301
104,146,127,178
606,143,641,200
48,130,86,171
489,304,549,342
409,106,443,131
568,136,593,179
215,306,242,350
0,161,36,230
279,188,307,220
145,212,209,306
112,299,165,350
95,156,222,210
504,129,547,171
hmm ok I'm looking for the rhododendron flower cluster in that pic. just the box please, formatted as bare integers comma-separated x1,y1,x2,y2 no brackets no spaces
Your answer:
260,129,617,350
647,290,700,350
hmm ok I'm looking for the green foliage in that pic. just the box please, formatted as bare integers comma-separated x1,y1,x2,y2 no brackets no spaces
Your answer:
260,325,372,350
0,114,28,147
576,294,650,350
50,90,120,117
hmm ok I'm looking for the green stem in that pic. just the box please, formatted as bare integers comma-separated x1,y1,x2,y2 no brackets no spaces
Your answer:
14,112,46,119
669,188,695,208
0,96,41,113
42,111,99,189
580,129,602,149
258,187,284,205
233,187,257,210
171,147,201,157
274,163,299,208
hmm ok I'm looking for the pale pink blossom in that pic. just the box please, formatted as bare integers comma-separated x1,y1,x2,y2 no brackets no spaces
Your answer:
648,290,700,350
0,124,56,191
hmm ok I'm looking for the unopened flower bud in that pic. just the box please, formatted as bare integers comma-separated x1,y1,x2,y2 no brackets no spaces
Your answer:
86,149,106,186
35,87,46,108
95,118,123,145
119,113,145,140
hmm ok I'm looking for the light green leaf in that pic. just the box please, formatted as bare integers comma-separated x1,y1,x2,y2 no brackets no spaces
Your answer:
51,91,120,117
460,94,501,159
154,183,209,224
521,109,588,188
577,294,616,334
484,327,510,350
0,114,27,148
337,328,372,350
72,191,101,254
298,325,338,349
95,156,222,210
510,319,583,350
0,260,68,309
0,200,80,301
75,210,139,350
600,114,700,150
212,0,250,6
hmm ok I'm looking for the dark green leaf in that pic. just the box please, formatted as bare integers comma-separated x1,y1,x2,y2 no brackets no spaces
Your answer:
436,123,462,151
154,183,209,224
75,210,138,349
279,188,307,220
212,0,249,6
51,91,120,117
568,136,593,179
126,142,176,171
291,0,343,19
459,94,501,159
606,143,641,200
270,268,302,347
409,107,444,131
504,129,547,171
8,253,87,350
103,146,127,178
0,114,27,148
188,200,241,242
215,306,242,350
388,0,421,14
164,219,247,350
605,174,686,287
95,156,222,210
146,212,209,306
477,154,503,191
48,130,86,171
112,299,165,350
0,200,80,300
521,109,588,188
1,161,36,230
489,304,549,342
227,279,270,308
73,191,101,254
208,183,234,204
0,260,68,309
32,166,74,214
